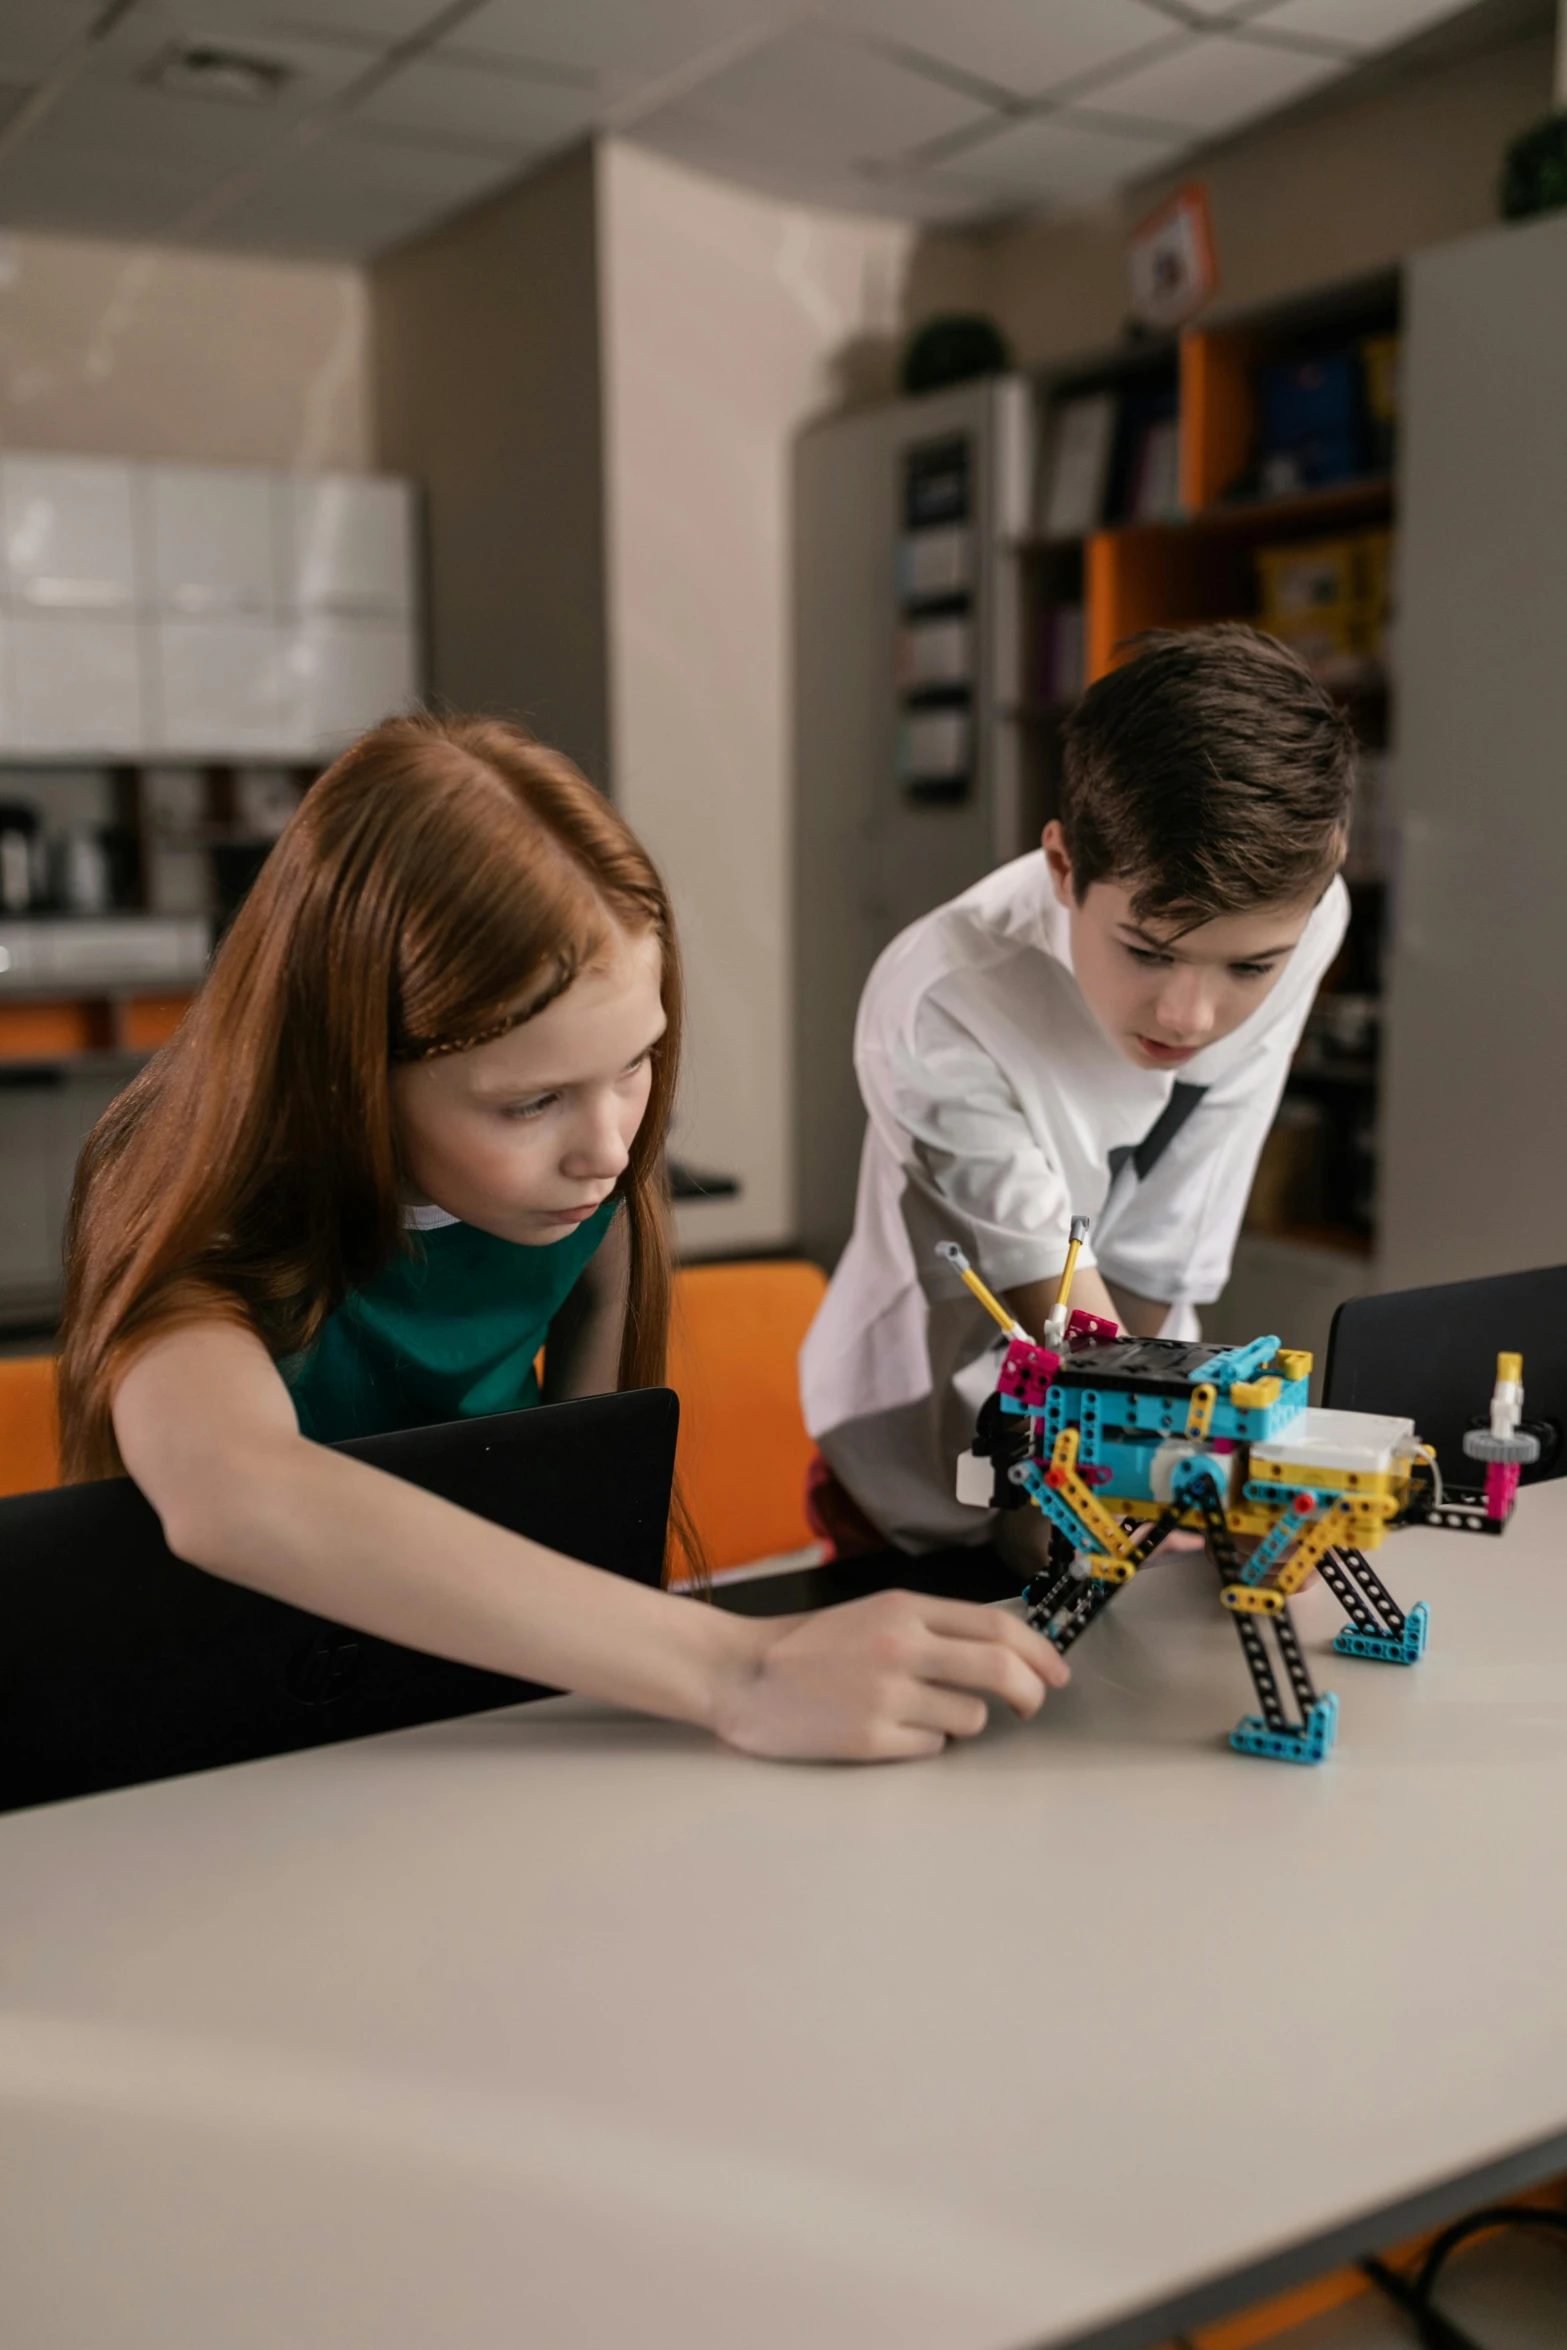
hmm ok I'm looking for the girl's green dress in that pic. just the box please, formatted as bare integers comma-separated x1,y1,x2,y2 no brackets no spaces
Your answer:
283,1202,620,1444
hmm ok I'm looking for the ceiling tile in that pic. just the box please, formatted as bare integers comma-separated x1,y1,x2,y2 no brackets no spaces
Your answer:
919,108,1190,208
0,3,103,84
628,109,984,221
186,0,441,40
191,124,524,257
1239,0,1478,51
818,0,1176,101
0,73,289,185
350,55,596,147
0,107,243,243
440,0,781,97
636,25,987,174
1084,31,1345,135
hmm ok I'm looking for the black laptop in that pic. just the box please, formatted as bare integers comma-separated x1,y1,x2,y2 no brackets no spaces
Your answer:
1324,1265,1567,1489
0,1387,678,1813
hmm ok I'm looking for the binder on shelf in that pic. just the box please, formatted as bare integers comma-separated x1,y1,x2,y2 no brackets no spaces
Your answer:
896,707,970,783
1127,417,1182,522
1034,606,1085,707
896,524,972,602
1039,394,1116,540
896,616,973,693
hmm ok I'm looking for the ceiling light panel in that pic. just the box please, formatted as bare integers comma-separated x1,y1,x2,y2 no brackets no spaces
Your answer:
818,0,1178,101
1240,0,1480,50
1084,31,1345,135
91,11,383,117
351,56,597,149
440,0,782,96
921,109,1190,207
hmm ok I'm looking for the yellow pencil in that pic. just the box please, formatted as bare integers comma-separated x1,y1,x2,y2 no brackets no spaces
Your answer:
1044,1215,1092,1347
935,1241,1027,1341
1054,1215,1090,1316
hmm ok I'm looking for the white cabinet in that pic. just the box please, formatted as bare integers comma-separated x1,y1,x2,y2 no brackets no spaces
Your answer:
0,611,145,754
283,476,414,617
144,466,279,616
0,455,137,611
155,619,293,755
287,616,415,753
1381,209,1567,1288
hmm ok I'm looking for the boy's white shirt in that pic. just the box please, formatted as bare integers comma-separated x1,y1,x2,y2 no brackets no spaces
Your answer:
800,850,1348,1551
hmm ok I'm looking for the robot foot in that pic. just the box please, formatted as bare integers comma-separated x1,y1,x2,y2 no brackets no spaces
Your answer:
1229,1693,1339,1766
1333,1600,1429,1667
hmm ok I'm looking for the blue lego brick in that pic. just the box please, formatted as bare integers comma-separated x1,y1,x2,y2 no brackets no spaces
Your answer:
1333,1600,1429,1666
1044,1375,1307,1446
1089,1438,1160,1503
1208,1379,1309,1442
1190,1334,1282,1386
1229,1693,1339,1766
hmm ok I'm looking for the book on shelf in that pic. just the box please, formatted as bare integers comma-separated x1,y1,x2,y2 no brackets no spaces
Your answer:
1038,394,1116,540
896,707,970,783
896,616,973,692
896,524,972,601
1035,605,1085,707
1127,416,1181,522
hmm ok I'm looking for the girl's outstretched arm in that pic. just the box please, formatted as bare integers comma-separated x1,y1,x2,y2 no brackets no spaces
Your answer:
113,1320,1068,1764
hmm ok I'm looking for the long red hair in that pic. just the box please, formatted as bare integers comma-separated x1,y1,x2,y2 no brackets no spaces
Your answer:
58,713,686,1504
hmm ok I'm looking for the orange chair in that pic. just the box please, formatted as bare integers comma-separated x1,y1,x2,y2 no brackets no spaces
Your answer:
0,1357,61,1498
666,1259,827,1576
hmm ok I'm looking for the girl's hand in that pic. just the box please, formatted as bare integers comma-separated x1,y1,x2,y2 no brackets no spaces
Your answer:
709,1591,1069,1763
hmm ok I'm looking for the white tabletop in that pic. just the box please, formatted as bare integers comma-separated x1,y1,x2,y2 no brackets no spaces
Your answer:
3,1484,1566,2350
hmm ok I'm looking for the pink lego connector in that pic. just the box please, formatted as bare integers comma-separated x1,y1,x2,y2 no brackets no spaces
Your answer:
998,1338,1060,1410
1065,1308,1117,1347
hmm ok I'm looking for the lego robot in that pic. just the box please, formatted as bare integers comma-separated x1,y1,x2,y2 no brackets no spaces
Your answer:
939,1223,1538,1765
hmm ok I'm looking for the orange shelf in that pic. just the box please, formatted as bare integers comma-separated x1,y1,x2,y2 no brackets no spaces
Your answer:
1084,480,1394,683
0,1001,103,1058
0,991,195,1065
1181,324,1260,510
1086,524,1258,682
119,993,193,1051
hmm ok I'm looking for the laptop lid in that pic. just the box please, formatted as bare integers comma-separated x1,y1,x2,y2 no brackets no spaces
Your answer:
0,1387,678,1814
1323,1267,1567,1489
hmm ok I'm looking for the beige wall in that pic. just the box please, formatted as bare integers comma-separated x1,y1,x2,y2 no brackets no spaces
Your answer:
0,228,368,468
598,140,911,1256
371,146,610,789
909,25,1555,366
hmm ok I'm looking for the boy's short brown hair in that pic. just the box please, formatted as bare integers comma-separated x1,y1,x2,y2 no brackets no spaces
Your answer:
1058,623,1355,927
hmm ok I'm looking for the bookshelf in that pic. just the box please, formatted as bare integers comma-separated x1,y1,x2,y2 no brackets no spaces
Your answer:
1018,270,1401,1301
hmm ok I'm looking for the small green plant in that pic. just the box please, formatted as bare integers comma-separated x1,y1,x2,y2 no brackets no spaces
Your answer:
1500,110,1567,221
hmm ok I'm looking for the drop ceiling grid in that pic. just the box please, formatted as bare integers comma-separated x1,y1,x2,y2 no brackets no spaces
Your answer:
0,0,1504,257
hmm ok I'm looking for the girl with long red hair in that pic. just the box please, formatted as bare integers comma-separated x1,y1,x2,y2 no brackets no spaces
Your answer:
59,714,1063,1761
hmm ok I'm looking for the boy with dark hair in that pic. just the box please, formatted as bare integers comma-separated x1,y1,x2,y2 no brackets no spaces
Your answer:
801,624,1356,1557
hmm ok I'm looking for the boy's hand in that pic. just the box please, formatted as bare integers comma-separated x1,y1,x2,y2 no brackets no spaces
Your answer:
710,1591,1069,1763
